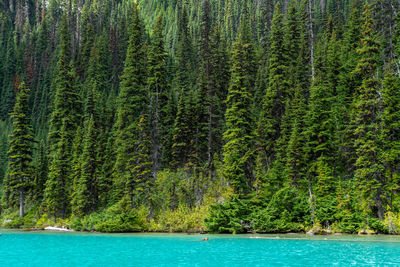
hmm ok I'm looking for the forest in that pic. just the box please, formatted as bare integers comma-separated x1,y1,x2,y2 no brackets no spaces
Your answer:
0,0,399,234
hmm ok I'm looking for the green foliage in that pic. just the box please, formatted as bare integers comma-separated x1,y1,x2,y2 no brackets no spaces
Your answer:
44,14,80,219
351,3,384,220
1,0,400,234
205,196,250,234
71,197,147,233
3,82,34,216
113,3,147,199
252,187,309,233
149,205,207,233
223,14,256,195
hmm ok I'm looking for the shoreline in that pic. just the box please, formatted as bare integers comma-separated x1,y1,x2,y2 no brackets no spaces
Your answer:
2,228,400,242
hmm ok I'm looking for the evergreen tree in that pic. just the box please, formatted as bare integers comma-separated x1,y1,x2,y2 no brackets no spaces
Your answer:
47,14,80,156
4,82,34,217
171,90,190,168
285,84,307,188
127,114,152,207
113,3,147,199
44,15,80,219
72,116,98,216
174,3,196,92
351,3,384,220
197,0,212,167
147,17,169,176
380,70,400,210
0,34,16,120
44,119,71,219
258,3,288,170
223,15,256,196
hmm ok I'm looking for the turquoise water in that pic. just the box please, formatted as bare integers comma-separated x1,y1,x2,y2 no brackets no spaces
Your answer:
1,231,400,266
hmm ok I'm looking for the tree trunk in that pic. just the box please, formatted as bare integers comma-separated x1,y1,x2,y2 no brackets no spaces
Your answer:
19,190,24,217
308,0,315,81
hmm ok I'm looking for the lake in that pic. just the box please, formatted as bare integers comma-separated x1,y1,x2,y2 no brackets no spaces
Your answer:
0,230,400,266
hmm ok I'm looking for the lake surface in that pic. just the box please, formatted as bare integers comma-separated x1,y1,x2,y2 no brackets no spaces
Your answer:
1,230,400,266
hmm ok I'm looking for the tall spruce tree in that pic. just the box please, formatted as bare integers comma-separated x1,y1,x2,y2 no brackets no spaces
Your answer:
72,116,98,216
4,82,34,217
113,3,147,200
44,14,80,219
223,14,256,196
380,69,400,210
147,17,169,177
258,3,288,172
351,3,384,220
197,0,212,167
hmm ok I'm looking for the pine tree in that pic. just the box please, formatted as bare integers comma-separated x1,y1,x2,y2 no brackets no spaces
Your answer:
127,114,152,207
72,116,98,216
174,4,196,92
380,70,400,210
4,82,34,217
258,3,288,169
0,34,16,120
315,155,337,225
147,16,169,176
284,1,301,88
351,3,384,220
171,90,190,169
70,126,83,215
197,0,212,166
44,119,71,219
45,14,80,219
207,24,230,176
340,0,363,88
285,84,307,188
47,14,80,156
223,15,256,196
113,3,147,200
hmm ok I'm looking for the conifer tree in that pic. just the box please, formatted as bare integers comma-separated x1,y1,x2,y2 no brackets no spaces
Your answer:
351,3,384,220
223,15,256,195
380,70,400,210
284,1,301,88
45,15,80,219
47,14,80,156
258,3,288,169
72,116,98,216
44,119,70,219
171,90,190,169
206,24,230,176
70,126,83,215
197,0,212,166
0,34,16,120
127,114,152,207
174,3,196,91
285,84,307,188
147,17,169,176
113,3,147,199
4,82,34,217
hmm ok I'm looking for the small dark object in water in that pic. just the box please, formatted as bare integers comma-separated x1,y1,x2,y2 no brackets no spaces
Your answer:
202,238,208,241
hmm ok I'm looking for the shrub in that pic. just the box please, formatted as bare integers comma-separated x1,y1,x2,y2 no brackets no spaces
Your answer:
71,198,149,233
252,187,308,233
204,196,250,234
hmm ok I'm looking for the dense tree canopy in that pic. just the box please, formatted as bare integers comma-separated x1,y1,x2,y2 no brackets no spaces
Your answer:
0,0,400,234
